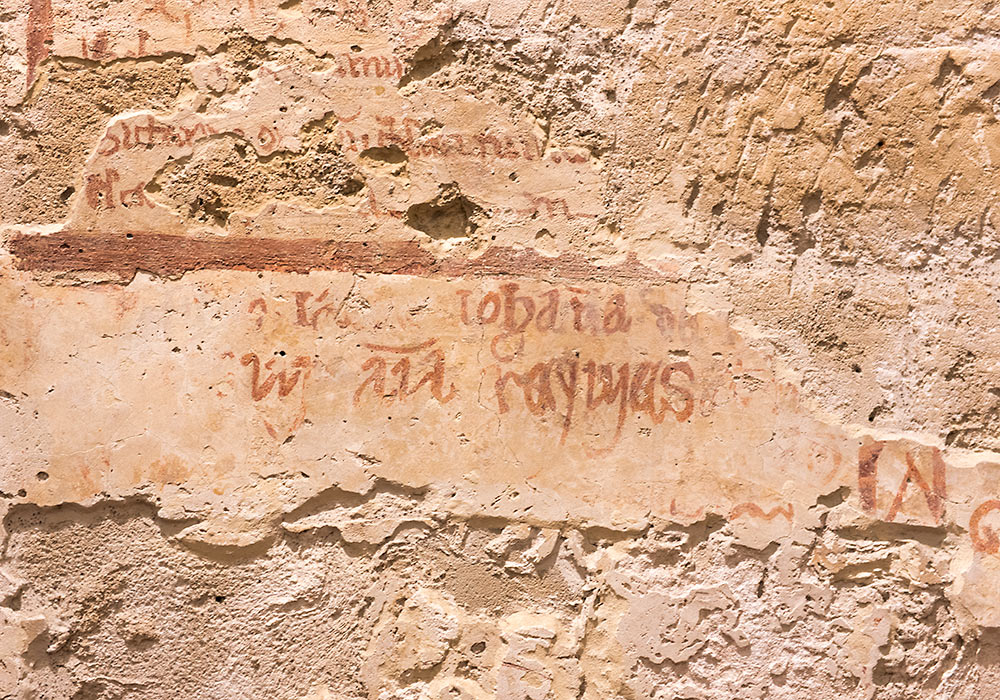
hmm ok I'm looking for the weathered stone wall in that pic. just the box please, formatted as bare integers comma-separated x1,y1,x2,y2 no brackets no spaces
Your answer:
4,1,1000,697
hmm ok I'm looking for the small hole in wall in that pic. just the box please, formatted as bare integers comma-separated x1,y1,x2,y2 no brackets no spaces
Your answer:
215,595,226,603
16,489,25,497
126,233,133,239
59,186,74,201
852,363,861,373
36,471,48,481
876,139,885,147
470,641,486,654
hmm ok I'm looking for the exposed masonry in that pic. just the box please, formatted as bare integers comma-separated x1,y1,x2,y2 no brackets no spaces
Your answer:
6,0,1000,698
0,490,993,700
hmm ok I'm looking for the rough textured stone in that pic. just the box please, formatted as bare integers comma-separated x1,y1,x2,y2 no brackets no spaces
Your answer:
5,0,1000,697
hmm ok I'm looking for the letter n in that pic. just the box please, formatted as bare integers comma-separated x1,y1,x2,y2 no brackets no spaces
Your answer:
885,448,946,523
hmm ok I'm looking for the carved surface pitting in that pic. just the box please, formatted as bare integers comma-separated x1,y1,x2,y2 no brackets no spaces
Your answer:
7,0,1000,696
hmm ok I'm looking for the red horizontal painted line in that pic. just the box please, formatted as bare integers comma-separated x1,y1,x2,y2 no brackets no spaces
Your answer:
8,231,671,284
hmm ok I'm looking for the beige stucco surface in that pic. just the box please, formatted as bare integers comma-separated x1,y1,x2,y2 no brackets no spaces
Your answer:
5,0,1000,697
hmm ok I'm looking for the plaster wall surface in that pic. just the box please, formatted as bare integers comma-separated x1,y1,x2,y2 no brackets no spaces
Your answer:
3,1,1000,697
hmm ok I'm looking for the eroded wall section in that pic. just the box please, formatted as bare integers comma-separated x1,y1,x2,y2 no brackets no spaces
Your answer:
5,1,1000,698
